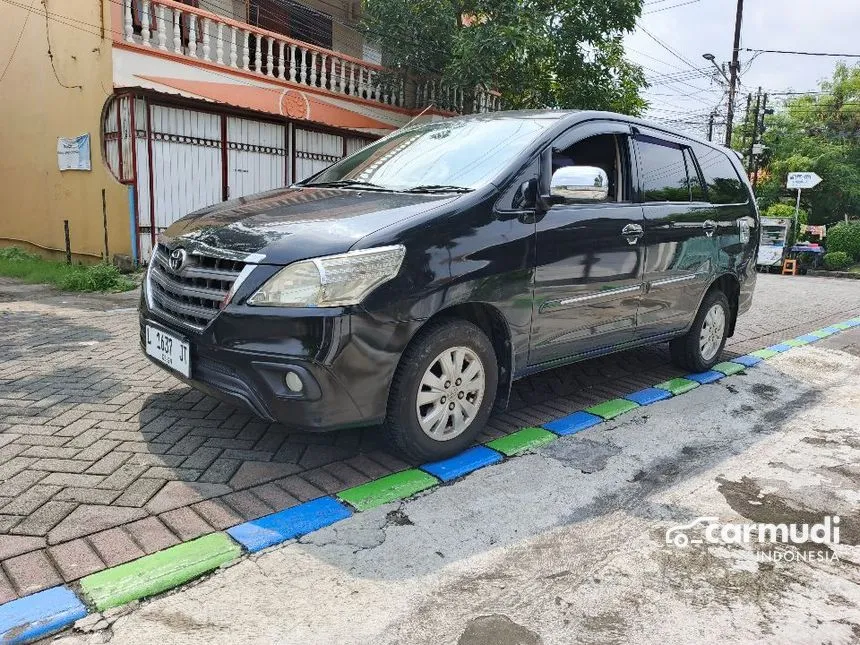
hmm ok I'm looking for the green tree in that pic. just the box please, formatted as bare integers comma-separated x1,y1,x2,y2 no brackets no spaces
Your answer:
756,63,860,224
361,0,647,114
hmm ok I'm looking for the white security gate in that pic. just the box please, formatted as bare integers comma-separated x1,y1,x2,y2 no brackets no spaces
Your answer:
103,95,377,263
149,105,223,230
294,128,344,181
227,117,287,199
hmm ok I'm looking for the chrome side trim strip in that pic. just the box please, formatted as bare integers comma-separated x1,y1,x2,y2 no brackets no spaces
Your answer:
554,285,641,307
651,274,699,287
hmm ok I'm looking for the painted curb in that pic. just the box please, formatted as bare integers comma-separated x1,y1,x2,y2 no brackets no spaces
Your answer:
78,533,242,611
227,497,353,553
2,315,858,643
732,354,763,367
685,370,725,385
337,469,439,511
544,411,604,435
624,387,673,406
654,377,700,395
421,446,504,482
0,587,86,644
486,427,557,455
585,398,640,420
713,361,746,376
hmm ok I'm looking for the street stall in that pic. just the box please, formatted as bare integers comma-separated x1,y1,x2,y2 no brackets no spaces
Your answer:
757,217,791,271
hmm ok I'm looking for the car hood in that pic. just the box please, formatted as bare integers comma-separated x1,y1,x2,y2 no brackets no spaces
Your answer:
160,187,458,264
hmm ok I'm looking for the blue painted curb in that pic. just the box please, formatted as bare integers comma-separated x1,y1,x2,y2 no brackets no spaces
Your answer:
544,411,604,435
796,334,821,343
227,496,352,553
421,445,504,482
766,343,792,353
0,586,87,644
685,370,724,384
623,388,673,406
732,355,763,367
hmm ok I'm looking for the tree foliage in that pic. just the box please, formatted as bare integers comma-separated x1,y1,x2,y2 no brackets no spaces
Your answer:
756,63,860,224
361,0,647,114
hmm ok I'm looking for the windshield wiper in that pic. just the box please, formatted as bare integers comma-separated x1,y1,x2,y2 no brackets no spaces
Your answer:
403,184,474,194
302,180,390,190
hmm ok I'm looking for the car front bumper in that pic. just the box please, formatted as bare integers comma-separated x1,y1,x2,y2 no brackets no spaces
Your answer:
139,287,421,432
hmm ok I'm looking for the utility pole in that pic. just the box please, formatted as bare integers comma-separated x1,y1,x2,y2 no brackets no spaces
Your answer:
746,88,760,176
725,0,744,147
740,93,752,154
707,111,715,141
752,92,768,186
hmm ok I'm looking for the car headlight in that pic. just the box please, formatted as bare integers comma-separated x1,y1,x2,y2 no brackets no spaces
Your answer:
247,245,406,307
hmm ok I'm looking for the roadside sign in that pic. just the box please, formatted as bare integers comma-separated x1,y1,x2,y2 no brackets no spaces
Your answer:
752,143,765,155
787,172,822,189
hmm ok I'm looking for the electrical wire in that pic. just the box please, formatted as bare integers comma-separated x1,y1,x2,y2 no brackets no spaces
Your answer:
0,0,34,84
743,48,860,58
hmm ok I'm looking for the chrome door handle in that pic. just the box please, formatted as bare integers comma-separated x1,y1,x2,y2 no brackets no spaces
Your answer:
703,220,717,238
621,223,644,245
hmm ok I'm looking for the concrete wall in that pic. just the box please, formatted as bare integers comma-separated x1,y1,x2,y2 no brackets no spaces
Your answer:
0,0,130,263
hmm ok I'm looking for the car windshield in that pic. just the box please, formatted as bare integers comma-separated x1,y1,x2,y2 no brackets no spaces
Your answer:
301,117,554,192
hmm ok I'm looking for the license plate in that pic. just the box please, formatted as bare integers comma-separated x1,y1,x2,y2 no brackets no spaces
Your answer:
145,325,190,377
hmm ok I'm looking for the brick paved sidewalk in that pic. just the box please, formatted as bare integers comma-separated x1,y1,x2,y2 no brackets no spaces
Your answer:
1,274,858,602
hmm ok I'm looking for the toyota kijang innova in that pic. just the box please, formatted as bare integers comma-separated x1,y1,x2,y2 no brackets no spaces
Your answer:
141,110,758,461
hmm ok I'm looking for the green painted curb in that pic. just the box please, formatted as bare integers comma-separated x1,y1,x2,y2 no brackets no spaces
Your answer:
337,469,439,511
809,329,832,338
713,361,745,376
486,427,557,456
783,338,808,347
749,348,778,359
833,322,853,330
79,533,241,611
585,398,639,420
654,377,699,395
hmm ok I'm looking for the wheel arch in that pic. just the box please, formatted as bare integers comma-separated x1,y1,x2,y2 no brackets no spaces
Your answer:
705,272,741,337
397,302,515,412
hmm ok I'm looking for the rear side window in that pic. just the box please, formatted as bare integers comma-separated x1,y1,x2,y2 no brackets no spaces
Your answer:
637,138,690,202
691,143,748,204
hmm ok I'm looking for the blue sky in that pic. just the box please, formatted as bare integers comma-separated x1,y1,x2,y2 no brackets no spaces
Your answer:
625,0,860,138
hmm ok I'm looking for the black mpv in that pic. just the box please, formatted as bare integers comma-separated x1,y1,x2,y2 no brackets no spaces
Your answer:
140,110,758,461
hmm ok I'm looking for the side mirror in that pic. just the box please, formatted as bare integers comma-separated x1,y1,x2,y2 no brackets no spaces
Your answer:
550,166,609,204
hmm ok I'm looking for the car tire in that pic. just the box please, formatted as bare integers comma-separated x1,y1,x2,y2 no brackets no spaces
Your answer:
669,289,730,372
384,319,498,462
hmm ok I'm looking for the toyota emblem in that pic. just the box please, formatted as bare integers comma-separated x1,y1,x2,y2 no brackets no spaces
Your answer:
169,248,187,272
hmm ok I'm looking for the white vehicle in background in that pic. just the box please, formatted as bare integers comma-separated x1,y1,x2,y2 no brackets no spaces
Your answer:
757,217,791,271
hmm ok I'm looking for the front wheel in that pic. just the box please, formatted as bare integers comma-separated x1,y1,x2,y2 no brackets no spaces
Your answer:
384,320,498,462
670,290,730,372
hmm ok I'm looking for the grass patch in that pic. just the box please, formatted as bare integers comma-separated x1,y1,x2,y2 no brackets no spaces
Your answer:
0,247,137,292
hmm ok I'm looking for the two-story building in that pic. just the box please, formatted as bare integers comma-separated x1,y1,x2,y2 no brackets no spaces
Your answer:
0,0,500,265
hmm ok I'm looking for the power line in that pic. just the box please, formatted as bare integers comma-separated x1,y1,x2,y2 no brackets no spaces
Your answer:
643,0,701,15
743,48,860,58
0,0,34,84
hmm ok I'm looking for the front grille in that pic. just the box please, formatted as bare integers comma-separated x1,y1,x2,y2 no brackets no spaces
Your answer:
148,245,245,329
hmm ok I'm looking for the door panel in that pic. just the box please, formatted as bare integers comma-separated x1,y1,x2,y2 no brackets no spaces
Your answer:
226,117,287,199
637,203,717,337
634,135,716,338
294,128,344,181
150,105,222,231
530,203,645,365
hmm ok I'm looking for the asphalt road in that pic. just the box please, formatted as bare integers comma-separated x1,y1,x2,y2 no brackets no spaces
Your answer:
57,326,860,644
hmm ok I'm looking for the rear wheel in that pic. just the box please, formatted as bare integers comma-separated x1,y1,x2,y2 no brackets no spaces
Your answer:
384,320,498,462
670,290,730,372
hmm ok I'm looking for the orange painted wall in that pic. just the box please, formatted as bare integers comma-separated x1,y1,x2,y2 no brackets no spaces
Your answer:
0,0,131,263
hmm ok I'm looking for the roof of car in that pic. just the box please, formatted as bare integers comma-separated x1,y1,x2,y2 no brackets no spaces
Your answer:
451,109,727,151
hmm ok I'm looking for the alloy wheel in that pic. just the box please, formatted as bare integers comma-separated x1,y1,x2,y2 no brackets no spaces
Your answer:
416,346,486,440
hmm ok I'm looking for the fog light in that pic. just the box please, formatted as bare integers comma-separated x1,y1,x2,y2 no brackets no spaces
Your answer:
284,371,304,393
